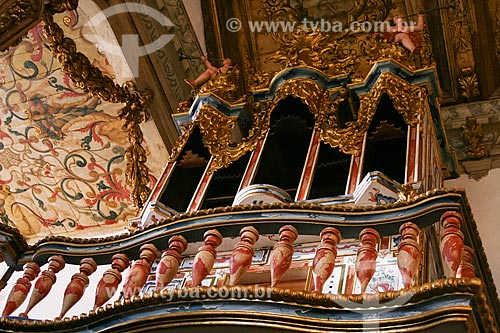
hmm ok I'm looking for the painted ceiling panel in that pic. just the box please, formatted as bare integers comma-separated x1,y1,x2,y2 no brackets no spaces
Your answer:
0,9,165,242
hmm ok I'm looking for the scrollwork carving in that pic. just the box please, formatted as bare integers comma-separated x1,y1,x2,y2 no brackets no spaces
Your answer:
458,67,480,102
198,66,243,103
168,122,196,163
461,116,487,160
198,99,271,174
321,72,424,155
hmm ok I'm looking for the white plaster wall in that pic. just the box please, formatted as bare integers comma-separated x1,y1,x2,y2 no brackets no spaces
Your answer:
445,168,500,288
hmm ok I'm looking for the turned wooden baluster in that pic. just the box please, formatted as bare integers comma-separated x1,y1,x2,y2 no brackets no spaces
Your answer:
2,262,40,317
355,228,380,293
94,253,130,310
270,225,298,287
229,226,259,286
457,245,475,278
191,229,223,286
312,227,341,292
156,235,188,291
58,258,97,319
397,222,421,288
440,211,464,278
122,244,158,298
19,255,65,318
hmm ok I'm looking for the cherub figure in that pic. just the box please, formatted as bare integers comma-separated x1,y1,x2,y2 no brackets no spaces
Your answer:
387,14,425,53
184,55,233,89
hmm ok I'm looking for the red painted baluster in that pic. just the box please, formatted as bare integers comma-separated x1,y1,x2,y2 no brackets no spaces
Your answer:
156,235,188,291
355,228,380,293
122,244,158,298
397,222,421,288
58,258,97,319
312,227,341,292
229,226,259,286
440,211,464,278
270,225,298,287
457,245,475,278
191,229,223,286
94,253,130,310
2,263,40,317
19,255,65,318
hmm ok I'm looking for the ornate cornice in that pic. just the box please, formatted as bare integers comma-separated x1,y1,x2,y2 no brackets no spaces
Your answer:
9,188,469,264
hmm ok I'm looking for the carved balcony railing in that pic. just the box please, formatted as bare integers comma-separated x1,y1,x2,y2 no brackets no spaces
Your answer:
0,189,498,332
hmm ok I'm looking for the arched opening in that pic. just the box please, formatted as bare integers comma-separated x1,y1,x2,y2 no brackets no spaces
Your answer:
201,151,251,209
309,144,352,199
160,127,210,212
361,94,408,184
252,96,315,199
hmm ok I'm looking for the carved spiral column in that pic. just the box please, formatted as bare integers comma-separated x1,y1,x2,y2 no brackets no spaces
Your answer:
312,227,342,292
19,255,65,318
2,263,40,317
122,244,158,298
58,258,97,319
440,211,465,278
270,225,298,287
94,254,130,310
229,226,260,286
156,235,188,291
355,228,380,293
191,229,223,286
397,222,421,288
457,245,475,278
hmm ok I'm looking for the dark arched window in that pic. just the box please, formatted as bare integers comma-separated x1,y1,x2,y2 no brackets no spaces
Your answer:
253,96,315,199
160,127,211,212
362,94,408,184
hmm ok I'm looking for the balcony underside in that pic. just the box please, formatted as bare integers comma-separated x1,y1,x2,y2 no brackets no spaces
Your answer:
0,278,490,333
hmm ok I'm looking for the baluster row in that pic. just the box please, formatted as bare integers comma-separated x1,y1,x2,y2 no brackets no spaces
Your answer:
1,210,476,319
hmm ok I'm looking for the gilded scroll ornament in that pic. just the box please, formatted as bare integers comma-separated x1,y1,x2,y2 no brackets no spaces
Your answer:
461,117,487,160
168,122,196,163
271,78,324,116
198,65,243,103
198,99,270,173
42,12,152,209
397,182,422,203
458,67,480,102
322,72,424,155
168,97,271,174
242,54,275,92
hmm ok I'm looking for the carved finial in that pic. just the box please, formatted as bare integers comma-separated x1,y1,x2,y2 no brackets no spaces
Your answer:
355,228,380,293
156,235,188,291
270,225,298,287
191,229,223,286
312,227,342,292
229,226,260,286
94,254,130,310
2,262,40,317
58,258,97,319
19,255,65,318
122,244,159,298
